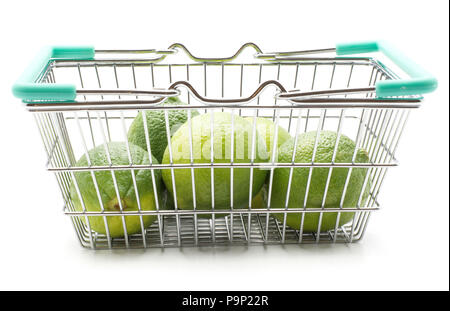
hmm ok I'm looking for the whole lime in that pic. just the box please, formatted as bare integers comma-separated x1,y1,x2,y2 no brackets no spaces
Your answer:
162,112,269,216
270,131,370,232
70,142,162,238
127,97,199,163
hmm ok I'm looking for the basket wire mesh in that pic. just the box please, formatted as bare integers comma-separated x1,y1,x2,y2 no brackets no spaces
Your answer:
27,43,420,249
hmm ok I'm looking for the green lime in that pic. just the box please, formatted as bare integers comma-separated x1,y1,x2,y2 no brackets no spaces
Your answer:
70,142,161,238
270,131,370,232
127,97,199,163
162,112,269,216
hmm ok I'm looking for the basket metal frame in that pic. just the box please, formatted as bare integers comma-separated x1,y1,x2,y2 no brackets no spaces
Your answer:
27,43,420,249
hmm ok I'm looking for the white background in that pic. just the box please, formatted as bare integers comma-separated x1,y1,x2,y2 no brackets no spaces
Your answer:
0,0,448,291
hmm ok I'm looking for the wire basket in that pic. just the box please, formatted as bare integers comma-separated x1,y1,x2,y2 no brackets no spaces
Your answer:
13,42,437,249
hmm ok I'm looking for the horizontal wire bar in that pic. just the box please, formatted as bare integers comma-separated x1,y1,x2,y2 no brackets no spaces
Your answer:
277,87,376,99
47,161,399,172
256,47,337,58
62,115,361,121
77,89,179,96
54,60,375,68
27,102,421,112
95,49,175,54
64,206,380,216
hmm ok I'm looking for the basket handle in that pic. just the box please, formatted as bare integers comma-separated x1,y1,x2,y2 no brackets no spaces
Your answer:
12,46,95,101
336,41,437,97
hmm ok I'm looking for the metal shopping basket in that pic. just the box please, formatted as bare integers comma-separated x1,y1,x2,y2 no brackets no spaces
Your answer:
13,41,437,249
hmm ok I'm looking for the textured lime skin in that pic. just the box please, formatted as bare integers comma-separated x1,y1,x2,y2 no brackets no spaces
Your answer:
127,97,199,163
244,117,291,209
162,112,269,216
270,131,370,232
244,117,291,156
70,142,162,238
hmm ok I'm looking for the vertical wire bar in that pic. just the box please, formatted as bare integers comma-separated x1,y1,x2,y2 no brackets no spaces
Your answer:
271,64,281,122
366,67,376,98
186,64,191,105
113,64,122,100
150,63,155,88
329,63,336,90
126,63,147,244
369,70,380,98
230,108,235,242
131,63,138,99
210,110,216,243
361,109,387,207
51,112,95,248
304,63,318,132
77,65,96,147
94,64,111,142
362,110,394,209
367,110,389,159
164,110,181,246
349,109,371,243
256,64,263,117
121,111,147,248
319,63,337,131
56,113,76,165
354,211,372,241
358,110,398,218
364,109,382,152
39,114,73,213
185,64,197,244
34,114,51,162
238,213,248,241
44,113,78,215
69,167,95,248
345,109,369,242
42,113,73,202
344,64,355,98
361,110,375,149
221,63,225,112
49,67,56,84
204,63,207,113
363,71,382,146
369,110,409,208
372,110,394,164
361,72,380,148
265,63,281,240
316,109,350,243
288,63,300,132
51,116,74,194
265,107,281,241
247,108,258,243
281,109,303,243
299,109,325,242
141,112,164,246
74,111,112,248
239,64,244,116
96,112,130,248
187,108,198,245
326,109,347,242
34,114,73,223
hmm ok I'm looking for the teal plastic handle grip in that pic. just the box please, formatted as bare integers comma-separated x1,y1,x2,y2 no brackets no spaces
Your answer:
12,46,95,101
336,41,437,97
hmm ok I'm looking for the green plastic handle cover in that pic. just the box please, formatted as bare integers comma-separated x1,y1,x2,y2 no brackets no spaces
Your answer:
336,41,437,97
12,46,95,101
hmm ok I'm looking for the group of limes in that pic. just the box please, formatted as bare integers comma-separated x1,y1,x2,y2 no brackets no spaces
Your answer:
70,97,370,238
